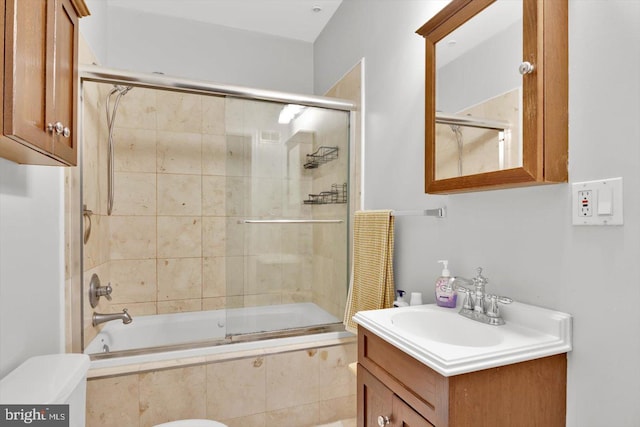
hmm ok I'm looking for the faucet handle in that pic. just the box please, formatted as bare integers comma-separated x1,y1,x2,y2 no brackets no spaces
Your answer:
96,283,113,300
497,296,513,305
455,285,474,310
89,274,114,307
485,294,513,318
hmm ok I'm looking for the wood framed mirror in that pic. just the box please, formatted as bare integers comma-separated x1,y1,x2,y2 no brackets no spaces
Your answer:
417,0,567,194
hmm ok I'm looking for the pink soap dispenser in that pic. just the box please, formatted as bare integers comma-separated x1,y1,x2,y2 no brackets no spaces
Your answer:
435,260,457,308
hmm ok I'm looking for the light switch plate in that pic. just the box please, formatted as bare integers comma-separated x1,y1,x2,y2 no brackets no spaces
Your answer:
572,178,623,225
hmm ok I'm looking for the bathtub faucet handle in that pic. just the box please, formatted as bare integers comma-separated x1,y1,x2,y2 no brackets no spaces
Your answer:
89,273,113,307
98,283,113,301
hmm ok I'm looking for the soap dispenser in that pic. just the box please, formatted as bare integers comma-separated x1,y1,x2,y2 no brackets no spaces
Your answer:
435,260,457,308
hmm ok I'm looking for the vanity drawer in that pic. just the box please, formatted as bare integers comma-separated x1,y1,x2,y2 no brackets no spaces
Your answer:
358,326,447,424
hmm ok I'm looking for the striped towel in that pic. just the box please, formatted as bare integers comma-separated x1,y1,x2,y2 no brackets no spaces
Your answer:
343,210,395,333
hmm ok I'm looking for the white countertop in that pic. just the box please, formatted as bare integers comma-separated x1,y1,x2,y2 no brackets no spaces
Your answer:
353,302,572,376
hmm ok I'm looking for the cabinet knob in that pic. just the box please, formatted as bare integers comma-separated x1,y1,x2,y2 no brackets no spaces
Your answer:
47,122,62,134
377,415,390,426
519,61,535,75
47,122,69,136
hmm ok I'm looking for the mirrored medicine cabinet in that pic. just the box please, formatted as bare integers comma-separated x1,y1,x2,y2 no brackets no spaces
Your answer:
416,0,568,194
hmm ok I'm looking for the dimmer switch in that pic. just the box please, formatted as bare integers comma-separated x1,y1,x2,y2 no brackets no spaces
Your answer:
572,178,623,226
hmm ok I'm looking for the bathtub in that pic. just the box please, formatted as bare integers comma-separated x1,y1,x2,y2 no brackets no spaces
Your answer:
85,302,353,374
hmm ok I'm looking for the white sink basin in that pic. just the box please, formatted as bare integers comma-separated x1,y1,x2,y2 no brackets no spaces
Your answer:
391,311,504,347
353,302,572,376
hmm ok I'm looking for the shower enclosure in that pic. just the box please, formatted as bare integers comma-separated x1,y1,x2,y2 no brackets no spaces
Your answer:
80,66,354,356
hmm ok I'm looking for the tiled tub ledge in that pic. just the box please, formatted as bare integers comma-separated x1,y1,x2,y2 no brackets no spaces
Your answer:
87,331,355,378
86,333,357,427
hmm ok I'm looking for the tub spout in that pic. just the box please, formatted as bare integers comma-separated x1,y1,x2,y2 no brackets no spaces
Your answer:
92,308,133,326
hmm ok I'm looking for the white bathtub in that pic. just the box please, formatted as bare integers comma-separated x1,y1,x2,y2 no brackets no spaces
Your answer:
85,303,352,373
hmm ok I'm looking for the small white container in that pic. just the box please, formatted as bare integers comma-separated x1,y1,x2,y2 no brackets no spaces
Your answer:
409,292,423,306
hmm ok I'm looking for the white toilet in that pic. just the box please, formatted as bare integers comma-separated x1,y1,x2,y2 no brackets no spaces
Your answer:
0,353,90,427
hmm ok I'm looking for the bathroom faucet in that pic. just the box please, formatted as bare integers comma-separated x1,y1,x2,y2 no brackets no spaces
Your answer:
450,268,512,326
92,308,133,326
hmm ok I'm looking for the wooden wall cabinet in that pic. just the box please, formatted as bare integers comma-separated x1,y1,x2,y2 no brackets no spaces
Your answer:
0,0,89,166
358,326,567,427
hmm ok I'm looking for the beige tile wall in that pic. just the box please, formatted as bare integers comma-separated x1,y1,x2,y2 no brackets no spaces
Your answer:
86,342,356,427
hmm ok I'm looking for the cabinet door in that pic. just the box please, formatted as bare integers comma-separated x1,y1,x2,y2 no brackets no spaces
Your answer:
358,365,393,427
3,0,55,153
392,395,434,427
51,0,79,164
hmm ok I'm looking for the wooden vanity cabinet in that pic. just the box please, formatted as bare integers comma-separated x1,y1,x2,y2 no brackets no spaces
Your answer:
357,326,567,427
0,0,89,166
360,367,434,427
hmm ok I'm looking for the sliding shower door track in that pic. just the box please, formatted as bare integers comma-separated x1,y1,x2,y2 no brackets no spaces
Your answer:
88,322,346,361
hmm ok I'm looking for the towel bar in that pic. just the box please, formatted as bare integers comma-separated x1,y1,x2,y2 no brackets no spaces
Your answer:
240,219,344,224
391,208,446,218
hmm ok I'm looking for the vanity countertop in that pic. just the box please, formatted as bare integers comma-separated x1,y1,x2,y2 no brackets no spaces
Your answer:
353,302,572,376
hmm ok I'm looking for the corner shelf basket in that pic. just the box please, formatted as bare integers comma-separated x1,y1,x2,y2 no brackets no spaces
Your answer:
303,146,339,169
304,183,347,205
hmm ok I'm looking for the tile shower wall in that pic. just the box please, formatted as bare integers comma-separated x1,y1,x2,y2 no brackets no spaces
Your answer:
82,87,232,343
82,86,351,342
86,343,356,427
84,89,233,326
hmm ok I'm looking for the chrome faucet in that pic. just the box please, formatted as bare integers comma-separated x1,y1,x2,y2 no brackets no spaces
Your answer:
92,308,133,326
450,268,512,326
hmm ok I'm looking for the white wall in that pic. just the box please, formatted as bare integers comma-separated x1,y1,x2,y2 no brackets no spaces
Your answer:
80,0,108,64
81,4,314,94
0,158,64,377
314,1,640,426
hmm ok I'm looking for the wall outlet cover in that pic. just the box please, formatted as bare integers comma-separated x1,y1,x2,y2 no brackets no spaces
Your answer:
572,178,623,226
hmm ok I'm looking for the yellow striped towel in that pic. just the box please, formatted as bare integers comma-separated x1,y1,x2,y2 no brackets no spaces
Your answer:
343,210,395,333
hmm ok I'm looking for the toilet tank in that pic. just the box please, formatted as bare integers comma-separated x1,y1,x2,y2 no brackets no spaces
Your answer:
0,354,90,427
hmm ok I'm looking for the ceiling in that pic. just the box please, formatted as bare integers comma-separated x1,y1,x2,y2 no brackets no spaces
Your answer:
107,0,343,43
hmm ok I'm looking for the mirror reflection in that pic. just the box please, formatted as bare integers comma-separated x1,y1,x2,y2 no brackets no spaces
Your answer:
435,0,522,180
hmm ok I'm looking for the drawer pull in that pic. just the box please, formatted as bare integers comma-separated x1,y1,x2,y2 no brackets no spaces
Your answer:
377,415,390,426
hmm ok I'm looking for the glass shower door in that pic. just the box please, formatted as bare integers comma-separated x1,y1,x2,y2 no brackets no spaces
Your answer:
222,97,350,338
